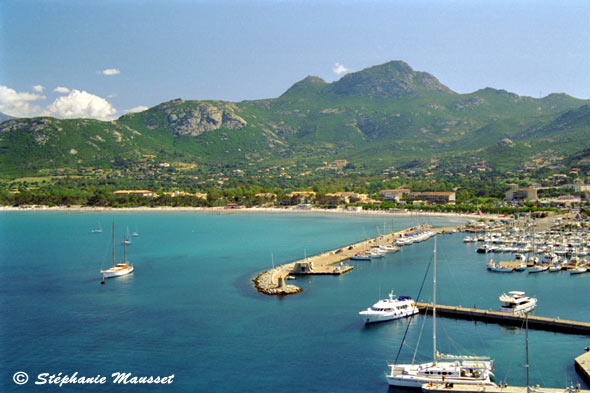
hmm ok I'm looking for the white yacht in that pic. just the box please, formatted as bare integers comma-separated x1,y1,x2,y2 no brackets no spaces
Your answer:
498,291,537,314
386,239,496,388
359,291,418,324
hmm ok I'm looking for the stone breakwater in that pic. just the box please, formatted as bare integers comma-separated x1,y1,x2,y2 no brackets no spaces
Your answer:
253,225,458,296
253,264,302,295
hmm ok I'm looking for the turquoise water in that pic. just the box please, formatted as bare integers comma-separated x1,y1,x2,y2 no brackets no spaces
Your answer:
0,211,588,392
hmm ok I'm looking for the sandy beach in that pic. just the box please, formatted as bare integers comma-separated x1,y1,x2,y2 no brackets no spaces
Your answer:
0,204,494,220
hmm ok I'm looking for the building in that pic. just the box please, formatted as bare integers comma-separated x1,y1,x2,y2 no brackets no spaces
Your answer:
505,185,538,201
379,189,410,202
112,190,157,197
407,191,456,204
551,195,581,208
323,192,367,204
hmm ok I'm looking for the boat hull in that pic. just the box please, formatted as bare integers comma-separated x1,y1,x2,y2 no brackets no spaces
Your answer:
360,308,418,324
101,266,134,278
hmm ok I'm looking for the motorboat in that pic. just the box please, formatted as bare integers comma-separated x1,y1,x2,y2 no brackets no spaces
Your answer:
359,291,418,324
528,264,549,273
498,291,537,314
350,253,372,261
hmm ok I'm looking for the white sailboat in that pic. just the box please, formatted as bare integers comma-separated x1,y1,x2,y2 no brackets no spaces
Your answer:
91,222,103,233
385,238,496,388
101,222,134,279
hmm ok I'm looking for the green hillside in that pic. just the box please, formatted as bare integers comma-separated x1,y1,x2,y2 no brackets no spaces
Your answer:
1,60,590,185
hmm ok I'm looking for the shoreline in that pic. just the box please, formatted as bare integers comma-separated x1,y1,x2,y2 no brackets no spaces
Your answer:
0,204,493,220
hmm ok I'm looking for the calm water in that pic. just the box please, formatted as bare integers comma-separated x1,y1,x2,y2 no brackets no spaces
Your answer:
0,211,588,392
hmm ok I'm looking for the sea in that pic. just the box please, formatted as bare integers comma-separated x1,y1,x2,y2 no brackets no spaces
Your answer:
0,210,588,392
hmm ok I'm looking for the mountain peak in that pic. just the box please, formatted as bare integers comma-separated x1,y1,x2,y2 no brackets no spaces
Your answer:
281,75,327,98
329,60,453,98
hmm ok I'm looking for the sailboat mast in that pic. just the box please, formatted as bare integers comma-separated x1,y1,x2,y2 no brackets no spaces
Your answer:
525,313,530,393
123,235,126,263
112,221,115,268
433,237,437,364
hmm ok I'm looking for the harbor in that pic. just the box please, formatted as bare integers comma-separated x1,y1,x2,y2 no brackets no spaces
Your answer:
253,224,455,295
3,211,589,392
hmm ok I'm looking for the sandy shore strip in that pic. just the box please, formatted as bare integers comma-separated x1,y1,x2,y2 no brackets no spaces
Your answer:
0,204,494,220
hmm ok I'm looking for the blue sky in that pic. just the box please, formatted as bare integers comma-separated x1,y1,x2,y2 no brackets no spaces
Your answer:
1,0,589,120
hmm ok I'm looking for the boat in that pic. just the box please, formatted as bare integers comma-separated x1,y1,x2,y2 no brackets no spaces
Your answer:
91,222,103,233
121,226,132,244
100,222,134,279
487,260,513,273
385,238,496,388
359,290,418,324
350,253,372,261
528,264,549,273
570,266,588,275
498,291,537,314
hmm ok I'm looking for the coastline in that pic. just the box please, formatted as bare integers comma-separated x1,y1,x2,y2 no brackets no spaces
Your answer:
0,204,492,220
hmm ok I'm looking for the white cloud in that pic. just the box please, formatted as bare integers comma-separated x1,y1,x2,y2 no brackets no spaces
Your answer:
32,85,45,93
0,85,45,117
47,90,117,120
54,86,71,94
333,62,350,76
101,68,120,76
125,105,149,113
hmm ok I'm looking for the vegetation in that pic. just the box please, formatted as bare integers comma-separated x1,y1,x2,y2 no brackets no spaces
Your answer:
1,60,590,209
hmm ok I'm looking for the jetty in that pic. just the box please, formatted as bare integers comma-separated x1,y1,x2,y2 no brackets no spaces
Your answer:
253,225,456,295
422,382,588,393
575,350,590,385
417,303,590,335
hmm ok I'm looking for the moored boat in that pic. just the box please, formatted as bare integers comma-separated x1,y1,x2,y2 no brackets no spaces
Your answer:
386,239,495,388
359,291,418,324
498,290,537,314
101,222,134,279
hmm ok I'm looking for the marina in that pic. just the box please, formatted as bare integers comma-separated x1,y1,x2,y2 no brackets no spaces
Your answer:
1,211,589,392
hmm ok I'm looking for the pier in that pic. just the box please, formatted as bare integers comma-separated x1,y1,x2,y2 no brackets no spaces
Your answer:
417,303,590,335
253,225,456,295
575,350,590,385
422,382,588,393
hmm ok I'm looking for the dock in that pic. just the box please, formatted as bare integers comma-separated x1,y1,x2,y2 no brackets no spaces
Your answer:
253,224,455,295
422,382,588,393
416,303,590,335
575,350,590,385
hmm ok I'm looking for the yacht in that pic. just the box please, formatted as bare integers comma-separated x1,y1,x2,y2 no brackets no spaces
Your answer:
386,239,495,388
498,291,537,314
359,291,418,324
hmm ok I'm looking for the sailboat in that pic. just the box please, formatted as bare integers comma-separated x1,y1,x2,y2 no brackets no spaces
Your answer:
121,226,132,245
100,222,134,279
91,222,103,233
385,238,496,388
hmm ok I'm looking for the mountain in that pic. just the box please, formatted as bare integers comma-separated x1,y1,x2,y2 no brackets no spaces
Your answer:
1,60,589,182
0,112,13,123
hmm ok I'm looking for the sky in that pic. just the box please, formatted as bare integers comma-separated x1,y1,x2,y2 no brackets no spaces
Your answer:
1,0,590,120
